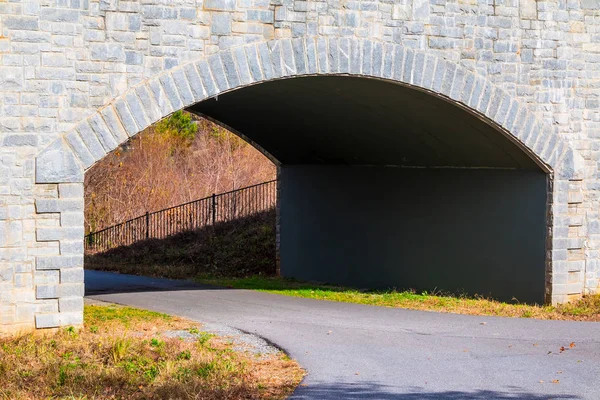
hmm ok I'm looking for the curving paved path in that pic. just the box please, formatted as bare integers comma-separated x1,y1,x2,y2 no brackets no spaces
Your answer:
85,270,600,400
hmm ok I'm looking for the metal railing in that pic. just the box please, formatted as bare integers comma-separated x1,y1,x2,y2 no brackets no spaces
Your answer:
85,180,277,253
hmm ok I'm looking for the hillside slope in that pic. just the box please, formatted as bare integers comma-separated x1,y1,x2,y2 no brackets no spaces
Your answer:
85,112,276,233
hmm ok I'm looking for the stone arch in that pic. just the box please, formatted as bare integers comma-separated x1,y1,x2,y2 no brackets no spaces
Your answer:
31,36,587,308
35,36,582,183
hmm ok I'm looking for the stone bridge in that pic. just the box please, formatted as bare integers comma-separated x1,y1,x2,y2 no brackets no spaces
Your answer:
1,0,599,334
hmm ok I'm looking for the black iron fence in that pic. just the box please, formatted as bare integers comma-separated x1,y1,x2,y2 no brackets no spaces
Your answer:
85,180,277,253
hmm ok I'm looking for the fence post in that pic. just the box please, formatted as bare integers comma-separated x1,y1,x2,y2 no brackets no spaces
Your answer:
145,211,150,239
212,193,216,225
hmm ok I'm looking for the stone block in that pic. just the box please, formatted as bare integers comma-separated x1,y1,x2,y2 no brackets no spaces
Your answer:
580,0,600,9
372,41,383,77
58,283,85,297
36,255,83,270
382,43,394,80
100,106,129,144
106,12,130,31
4,134,38,147
36,284,58,299
76,122,107,160
268,40,284,79
59,297,84,313
349,38,361,75
36,313,60,329
36,226,84,242
257,42,275,80
89,113,119,152
0,264,14,281
64,131,95,169
204,0,236,11
34,270,60,285
392,4,411,20
35,139,84,184
195,59,219,97
90,43,125,62
220,50,240,87
159,74,184,111
60,268,84,284
14,273,32,288
60,240,85,255
3,16,39,31
208,54,230,91
402,48,415,84
124,92,150,131
244,44,264,82
59,183,84,199
362,39,372,76
412,0,430,21
171,68,195,107
233,46,253,85
15,303,35,323
113,98,139,137
183,63,207,102
36,198,83,213
134,85,162,124
211,13,232,35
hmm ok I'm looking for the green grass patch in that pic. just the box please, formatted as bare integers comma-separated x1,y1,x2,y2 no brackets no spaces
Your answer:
84,304,172,327
197,275,600,321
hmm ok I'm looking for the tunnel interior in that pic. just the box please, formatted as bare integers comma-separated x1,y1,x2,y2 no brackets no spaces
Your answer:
189,76,548,303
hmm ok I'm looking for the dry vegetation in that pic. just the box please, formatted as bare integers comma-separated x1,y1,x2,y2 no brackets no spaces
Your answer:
0,304,304,400
198,276,600,322
85,111,276,233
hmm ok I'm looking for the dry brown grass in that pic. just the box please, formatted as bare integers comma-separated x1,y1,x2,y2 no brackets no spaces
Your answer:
0,304,304,400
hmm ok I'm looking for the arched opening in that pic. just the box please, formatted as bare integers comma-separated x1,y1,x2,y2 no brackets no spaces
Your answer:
189,76,549,303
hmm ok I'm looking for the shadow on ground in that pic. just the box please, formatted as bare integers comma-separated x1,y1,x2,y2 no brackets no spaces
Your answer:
84,269,226,295
291,383,580,400
85,209,276,279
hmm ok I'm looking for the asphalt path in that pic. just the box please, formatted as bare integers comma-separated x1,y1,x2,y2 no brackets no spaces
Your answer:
85,270,600,399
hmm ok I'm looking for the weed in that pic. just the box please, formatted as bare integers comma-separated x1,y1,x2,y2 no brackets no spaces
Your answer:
65,326,77,337
111,338,131,363
143,365,160,381
195,361,216,378
197,332,215,346
58,366,68,386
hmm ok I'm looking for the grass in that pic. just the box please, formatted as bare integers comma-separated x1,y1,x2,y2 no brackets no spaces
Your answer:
197,275,600,322
0,303,304,400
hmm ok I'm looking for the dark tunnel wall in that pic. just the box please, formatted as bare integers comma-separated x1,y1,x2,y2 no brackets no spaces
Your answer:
191,76,550,303
279,166,548,303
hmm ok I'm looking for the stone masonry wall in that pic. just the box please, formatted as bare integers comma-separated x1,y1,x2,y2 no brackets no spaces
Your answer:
1,0,600,334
